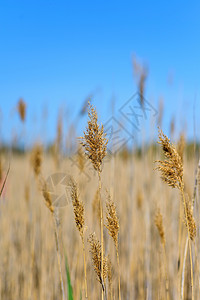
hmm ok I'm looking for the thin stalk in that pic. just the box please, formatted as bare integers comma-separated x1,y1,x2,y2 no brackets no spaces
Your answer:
52,212,65,300
98,171,104,300
181,187,194,300
81,236,88,299
178,200,183,298
116,247,121,300
163,244,169,300
181,236,188,300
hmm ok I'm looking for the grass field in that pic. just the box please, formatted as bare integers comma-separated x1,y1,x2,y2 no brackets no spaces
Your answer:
0,103,199,300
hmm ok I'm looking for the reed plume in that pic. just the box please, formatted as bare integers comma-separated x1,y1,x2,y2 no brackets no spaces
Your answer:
69,177,88,298
105,192,121,300
17,98,26,122
41,179,54,213
155,209,165,246
183,194,196,242
80,101,108,300
132,55,148,107
31,145,43,177
155,129,183,189
88,233,107,292
105,193,119,249
80,102,108,173
155,129,196,300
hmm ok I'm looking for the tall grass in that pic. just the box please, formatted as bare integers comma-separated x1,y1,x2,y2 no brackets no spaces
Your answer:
0,103,200,300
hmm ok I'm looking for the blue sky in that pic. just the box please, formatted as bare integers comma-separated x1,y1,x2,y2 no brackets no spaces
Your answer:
0,1,200,147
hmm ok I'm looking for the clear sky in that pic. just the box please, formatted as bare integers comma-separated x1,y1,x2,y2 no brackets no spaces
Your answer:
0,1,200,147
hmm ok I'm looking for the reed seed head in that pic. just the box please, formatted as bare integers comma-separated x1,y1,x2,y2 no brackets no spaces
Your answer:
69,177,85,238
107,255,113,287
132,56,148,107
88,233,107,289
155,209,165,246
184,194,196,241
31,145,43,177
105,193,119,249
80,102,108,173
17,98,26,122
40,179,54,213
155,129,183,190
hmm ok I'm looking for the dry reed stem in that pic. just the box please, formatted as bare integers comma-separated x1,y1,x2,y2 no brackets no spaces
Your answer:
181,236,188,300
77,146,86,173
177,133,185,163
40,179,65,300
52,213,66,300
98,172,104,300
107,256,113,300
132,55,148,107
0,163,10,197
0,156,2,182
192,159,200,206
92,189,101,221
155,209,169,300
181,189,194,300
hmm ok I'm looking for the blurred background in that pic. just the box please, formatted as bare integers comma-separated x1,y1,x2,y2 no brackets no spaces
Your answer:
0,0,200,149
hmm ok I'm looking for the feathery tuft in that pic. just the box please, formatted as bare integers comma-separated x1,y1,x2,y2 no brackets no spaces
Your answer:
88,233,107,290
31,145,43,177
155,129,183,189
17,98,26,122
41,179,54,213
184,194,196,241
69,177,85,238
155,209,165,246
105,192,119,249
80,102,108,173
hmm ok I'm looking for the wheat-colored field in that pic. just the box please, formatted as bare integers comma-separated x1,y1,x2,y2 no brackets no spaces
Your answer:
0,103,199,300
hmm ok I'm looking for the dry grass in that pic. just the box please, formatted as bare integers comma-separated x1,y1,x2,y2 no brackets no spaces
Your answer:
1,105,200,300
